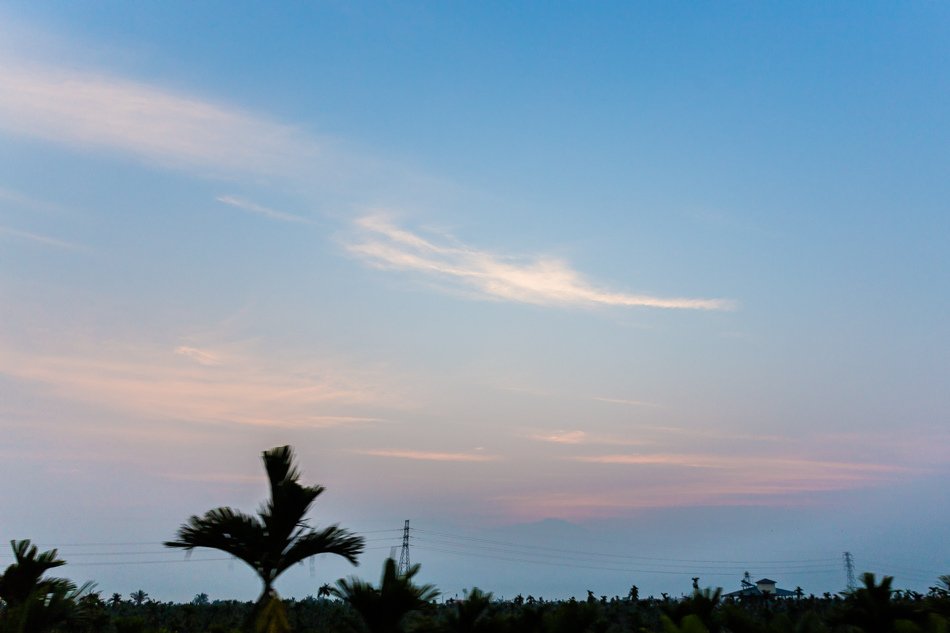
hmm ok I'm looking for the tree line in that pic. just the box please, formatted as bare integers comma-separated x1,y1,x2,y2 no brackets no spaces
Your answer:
3,446,948,633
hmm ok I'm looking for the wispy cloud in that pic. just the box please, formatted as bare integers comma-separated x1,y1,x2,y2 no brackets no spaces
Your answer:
159,472,264,485
494,454,911,520
529,430,649,447
634,425,791,444
498,384,664,410
356,449,500,463
346,215,734,310
0,339,397,429
590,396,660,407
0,225,87,251
0,186,74,215
575,452,906,475
215,195,313,224
532,430,589,445
0,60,317,176
173,345,223,367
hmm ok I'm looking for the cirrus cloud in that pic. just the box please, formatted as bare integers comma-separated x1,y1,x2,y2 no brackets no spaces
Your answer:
0,338,397,429
346,215,735,311
355,449,500,463
0,60,317,176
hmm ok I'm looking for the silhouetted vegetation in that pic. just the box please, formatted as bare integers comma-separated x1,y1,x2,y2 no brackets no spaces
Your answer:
5,555,950,633
164,446,364,632
5,447,949,633
0,540,98,633
331,558,438,633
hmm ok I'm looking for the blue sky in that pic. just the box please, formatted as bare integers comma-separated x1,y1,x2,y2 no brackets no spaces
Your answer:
1,2,948,601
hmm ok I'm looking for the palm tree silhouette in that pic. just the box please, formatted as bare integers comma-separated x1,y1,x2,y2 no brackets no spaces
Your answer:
332,557,438,633
0,540,72,606
444,587,492,633
0,540,94,633
165,446,364,615
838,572,912,633
129,590,148,606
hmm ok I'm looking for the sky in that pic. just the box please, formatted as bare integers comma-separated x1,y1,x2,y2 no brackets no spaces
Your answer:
1,1,948,603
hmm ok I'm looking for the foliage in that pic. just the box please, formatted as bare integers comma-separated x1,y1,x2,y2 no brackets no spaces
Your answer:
664,587,722,633
16,577,947,633
836,572,915,633
661,613,709,633
165,445,365,616
332,558,439,633
0,540,96,633
443,587,493,633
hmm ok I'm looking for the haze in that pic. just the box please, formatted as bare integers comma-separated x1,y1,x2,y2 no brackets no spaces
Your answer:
1,2,947,603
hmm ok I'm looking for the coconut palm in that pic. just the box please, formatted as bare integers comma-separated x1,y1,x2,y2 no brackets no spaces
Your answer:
165,446,364,629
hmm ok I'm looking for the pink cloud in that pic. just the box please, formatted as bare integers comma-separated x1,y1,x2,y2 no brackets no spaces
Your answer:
0,339,397,429
356,449,500,463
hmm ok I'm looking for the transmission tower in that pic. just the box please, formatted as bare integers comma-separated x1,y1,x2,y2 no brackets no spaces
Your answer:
843,551,856,592
397,520,411,576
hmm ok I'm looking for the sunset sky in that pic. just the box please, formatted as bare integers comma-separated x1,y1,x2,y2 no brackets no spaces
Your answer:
1,2,948,601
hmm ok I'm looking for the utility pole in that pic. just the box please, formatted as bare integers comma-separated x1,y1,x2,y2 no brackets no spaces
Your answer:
843,551,856,593
397,520,411,576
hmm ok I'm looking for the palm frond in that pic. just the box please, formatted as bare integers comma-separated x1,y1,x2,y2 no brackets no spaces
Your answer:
165,445,362,601
275,526,365,575
260,483,322,546
164,507,265,571
263,446,300,492
1,540,70,606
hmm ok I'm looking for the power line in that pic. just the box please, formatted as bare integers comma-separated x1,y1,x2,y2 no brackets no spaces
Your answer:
411,528,840,567
5,545,399,569
17,529,403,549
0,537,403,561
410,535,838,573
413,543,841,577
8,525,893,582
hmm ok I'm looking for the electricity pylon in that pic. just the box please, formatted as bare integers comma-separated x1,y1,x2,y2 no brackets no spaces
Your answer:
397,519,411,576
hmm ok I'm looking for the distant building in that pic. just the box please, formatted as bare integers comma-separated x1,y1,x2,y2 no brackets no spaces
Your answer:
724,574,798,599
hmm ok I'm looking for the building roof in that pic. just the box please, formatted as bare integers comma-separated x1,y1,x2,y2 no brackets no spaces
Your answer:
724,582,798,599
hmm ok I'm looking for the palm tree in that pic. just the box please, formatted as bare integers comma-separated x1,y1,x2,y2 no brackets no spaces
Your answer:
0,540,72,606
332,557,438,633
165,446,364,628
444,587,492,633
129,590,148,606
0,540,94,633
838,572,913,633
668,587,721,633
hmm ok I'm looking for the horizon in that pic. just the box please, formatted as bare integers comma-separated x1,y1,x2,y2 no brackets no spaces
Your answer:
1,1,948,603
